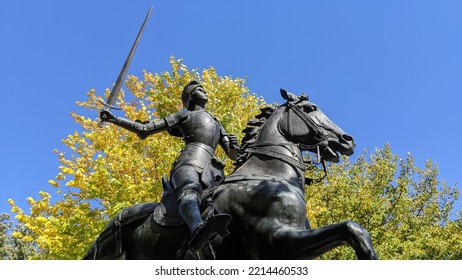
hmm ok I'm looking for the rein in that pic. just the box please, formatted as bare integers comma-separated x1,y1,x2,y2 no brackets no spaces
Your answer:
244,146,307,170
244,144,327,186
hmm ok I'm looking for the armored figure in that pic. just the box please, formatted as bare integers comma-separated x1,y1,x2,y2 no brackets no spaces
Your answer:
100,81,239,251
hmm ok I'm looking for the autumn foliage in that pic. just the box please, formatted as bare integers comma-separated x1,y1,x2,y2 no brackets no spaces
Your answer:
6,58,462,259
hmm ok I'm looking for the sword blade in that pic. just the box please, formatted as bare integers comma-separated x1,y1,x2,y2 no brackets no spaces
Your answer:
104,6,153,109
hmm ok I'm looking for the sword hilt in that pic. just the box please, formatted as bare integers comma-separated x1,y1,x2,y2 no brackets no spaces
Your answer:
98,101,121,128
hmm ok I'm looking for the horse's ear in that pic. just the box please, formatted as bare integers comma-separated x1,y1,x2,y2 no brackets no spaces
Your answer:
280,89,289,100
280,89,297,101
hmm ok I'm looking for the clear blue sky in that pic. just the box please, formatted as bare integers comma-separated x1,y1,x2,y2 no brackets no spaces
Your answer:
1,0,461,215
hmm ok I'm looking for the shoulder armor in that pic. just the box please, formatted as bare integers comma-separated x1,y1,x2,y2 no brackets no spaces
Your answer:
163,111,192,127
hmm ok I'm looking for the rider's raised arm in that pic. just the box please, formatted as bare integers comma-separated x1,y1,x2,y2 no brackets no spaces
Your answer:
100,110,190,140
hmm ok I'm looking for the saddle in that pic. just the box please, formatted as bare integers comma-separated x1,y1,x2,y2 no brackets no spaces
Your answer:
152,175,184,227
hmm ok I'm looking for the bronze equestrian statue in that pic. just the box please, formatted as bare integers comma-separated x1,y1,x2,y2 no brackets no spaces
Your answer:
84,85,378,260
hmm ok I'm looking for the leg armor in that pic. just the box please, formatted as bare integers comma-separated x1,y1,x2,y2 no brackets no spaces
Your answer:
171,165,204,233
178,187,203,233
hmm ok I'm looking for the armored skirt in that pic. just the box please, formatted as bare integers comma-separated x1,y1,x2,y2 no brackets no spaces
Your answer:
170,142,225,191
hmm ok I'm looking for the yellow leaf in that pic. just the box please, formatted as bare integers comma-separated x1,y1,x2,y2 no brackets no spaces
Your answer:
48,179,59,187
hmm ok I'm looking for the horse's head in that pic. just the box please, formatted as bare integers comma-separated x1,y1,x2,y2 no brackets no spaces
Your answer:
279,89,355,163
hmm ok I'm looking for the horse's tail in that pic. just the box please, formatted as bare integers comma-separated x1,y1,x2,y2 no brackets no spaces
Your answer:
82,202,159,260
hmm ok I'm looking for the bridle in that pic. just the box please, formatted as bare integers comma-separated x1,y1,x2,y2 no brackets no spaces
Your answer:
285,101,329,150
243,100,330,185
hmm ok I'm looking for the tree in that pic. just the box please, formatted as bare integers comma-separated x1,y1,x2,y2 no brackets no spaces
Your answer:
305,145,462,259
8,57,265,259
0,213,38,259
8,58,461,259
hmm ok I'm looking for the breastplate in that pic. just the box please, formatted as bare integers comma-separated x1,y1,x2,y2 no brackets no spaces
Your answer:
180,111,221,148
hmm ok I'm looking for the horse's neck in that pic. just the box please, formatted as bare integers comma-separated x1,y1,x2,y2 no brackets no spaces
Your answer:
235,110,304,187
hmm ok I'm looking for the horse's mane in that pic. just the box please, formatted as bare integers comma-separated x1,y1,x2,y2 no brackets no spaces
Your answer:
234,105,277,170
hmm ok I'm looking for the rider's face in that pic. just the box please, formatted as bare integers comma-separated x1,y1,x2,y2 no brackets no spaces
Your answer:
191,87,208,102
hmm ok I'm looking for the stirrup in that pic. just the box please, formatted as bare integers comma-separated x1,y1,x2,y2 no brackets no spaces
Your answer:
189,213,232,252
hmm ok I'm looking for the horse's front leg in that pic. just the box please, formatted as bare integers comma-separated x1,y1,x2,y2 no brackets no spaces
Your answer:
272,220,378,260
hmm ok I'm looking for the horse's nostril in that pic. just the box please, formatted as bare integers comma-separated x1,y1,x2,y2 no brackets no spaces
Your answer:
341,134,354,142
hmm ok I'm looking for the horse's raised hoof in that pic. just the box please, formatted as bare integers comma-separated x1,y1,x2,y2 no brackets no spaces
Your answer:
189,214,232,252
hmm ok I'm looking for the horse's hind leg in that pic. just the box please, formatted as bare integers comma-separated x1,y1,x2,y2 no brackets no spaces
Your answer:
272,220,378,260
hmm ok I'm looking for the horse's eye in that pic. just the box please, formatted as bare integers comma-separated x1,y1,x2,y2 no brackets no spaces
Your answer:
308,106,317,112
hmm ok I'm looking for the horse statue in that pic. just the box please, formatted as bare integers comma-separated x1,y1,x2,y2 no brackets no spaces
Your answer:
83,89,378,260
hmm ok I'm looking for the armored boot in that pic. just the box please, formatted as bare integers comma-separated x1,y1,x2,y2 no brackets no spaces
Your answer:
178,188,232,252
189,211,232,252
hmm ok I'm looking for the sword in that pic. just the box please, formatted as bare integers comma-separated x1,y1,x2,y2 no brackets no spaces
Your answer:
99,6,153,127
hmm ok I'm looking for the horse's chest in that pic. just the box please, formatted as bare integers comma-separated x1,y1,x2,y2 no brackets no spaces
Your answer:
220,181,305,217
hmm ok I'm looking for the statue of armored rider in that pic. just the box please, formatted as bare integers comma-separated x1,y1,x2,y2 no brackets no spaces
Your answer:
100,81,239,251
